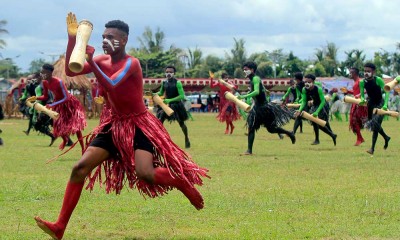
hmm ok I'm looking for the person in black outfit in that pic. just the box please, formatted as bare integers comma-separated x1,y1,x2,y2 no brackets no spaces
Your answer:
19,73,40,135
0,102,4,145
155,66,191,148
295,74,337,146
238,61,295,155
293,72,304,134
359,62,391,155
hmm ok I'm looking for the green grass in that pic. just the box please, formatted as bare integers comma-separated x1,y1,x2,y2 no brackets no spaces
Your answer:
1,114,400,239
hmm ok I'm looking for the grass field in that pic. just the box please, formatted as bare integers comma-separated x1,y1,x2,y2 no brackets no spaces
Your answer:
1,113,400,239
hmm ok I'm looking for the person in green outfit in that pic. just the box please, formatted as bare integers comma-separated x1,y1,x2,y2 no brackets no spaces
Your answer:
155,65,191,148
295,74,337,146
238,61,295,155
19,73,40,135
359,63,391,155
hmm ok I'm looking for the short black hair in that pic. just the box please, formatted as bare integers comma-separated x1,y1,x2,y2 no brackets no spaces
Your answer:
105,20,129,35
364,62,376,70
33,72,41,79
165,65,176,73
221,73,229,79
350,67,359,75
294,72,303,81
304,74,316,81
42,63,54,72
243,61,257,71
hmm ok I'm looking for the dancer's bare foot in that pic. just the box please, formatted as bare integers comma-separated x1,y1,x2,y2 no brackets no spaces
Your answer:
34,216,64,240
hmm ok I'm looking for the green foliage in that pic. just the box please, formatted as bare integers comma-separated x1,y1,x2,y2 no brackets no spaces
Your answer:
234,67,245,78
0,19,8,49
1,116,400,239
137,26,165,54
225,38,247,69
248,52,269,63
310,62,327,77
285,51,305,75
0,58,20,78
257,62,273,78
29,58,47,73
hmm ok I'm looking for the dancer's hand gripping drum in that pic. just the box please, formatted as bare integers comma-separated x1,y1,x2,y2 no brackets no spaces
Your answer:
224,92,251,112
152,94,174,116
373,108,399,118
26,100,59,120
384,79,399,92
300,111,327,127
68,20,93,73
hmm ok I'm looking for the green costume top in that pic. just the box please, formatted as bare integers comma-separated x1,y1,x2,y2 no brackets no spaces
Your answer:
155,78,185,104
299,85,325,116
35,85,44,104
281,86,297,103
359,76,389,110
239,75,268,104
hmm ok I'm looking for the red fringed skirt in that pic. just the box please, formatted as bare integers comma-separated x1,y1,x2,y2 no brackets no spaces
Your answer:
217,100,240,122
52,95,87,137
85,110,209,197
349,104,368,133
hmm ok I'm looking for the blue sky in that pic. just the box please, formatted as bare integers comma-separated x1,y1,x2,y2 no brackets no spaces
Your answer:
1,0,400,72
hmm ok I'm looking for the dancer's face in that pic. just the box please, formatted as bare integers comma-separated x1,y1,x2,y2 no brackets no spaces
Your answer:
363,67,374,79
165,68,175,79
243,67,253,77
304,78,314,90
40,69,51,80
102,28,127,55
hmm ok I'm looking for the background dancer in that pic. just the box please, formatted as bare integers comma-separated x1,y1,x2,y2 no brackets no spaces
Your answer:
28,72,57,146
33,63,86,152
19,73,39,135
238,61,295,155
359,63,391,155
295,74,337,146
210,72,240,134
344,67,368,146
155,66,191,148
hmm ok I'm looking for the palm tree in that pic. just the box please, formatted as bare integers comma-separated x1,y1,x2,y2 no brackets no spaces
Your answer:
352,49,366,70
266,48,286,78
0,20,8,49
314,48,324,62
344,49,365,71
392,43,400,75
137,26,165,54
226,38,247,68
325,42,339,76
313,42,339,76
